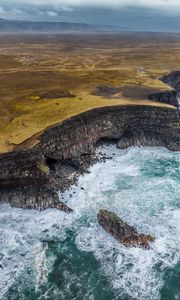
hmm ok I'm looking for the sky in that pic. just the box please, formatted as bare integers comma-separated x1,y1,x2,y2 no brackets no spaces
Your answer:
1,0,180,32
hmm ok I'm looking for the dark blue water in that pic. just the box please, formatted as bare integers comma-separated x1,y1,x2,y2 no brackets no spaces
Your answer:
0,146,180,300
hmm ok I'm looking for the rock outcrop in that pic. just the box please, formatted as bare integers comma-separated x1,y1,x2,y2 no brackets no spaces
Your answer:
0,72,180,211
149,71,180,107
161,71,180,96
149,89,178,107
97,210,155,248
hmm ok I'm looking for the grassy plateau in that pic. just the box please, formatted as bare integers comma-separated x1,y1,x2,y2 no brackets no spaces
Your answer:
0,33,179,154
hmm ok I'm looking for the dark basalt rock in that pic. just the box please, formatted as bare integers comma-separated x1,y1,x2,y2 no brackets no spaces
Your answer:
97,210,155,249
1,71,180,211
0,103,180,211
149,89,178,107
0,185,72,213
161,71,180,94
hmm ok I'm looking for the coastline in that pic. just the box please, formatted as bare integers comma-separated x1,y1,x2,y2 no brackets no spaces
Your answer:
0,71,180,210
1,145,180,299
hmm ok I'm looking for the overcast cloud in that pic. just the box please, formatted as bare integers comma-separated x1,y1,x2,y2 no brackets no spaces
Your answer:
0,0,180,32
2,0,180,9
2,0,180,12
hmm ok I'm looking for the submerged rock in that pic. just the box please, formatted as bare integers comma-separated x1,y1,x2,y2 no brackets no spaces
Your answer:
97,210,155,249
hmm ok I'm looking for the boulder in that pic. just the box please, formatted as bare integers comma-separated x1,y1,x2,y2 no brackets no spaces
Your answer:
97,209,155,249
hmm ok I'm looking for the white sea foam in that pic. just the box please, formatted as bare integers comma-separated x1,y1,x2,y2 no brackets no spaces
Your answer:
0,145,180,299
0,206,72,298
66,145,180,299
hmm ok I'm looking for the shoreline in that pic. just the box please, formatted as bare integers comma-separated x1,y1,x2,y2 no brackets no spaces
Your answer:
1,146,179,299
0,71,180,210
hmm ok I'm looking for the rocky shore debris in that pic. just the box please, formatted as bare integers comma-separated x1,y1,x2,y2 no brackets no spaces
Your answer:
28,201,73,213
48,202,73,213
96,150,114,163
97,210,155,249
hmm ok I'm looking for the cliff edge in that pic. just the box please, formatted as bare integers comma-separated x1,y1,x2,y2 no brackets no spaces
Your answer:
0,71,180,211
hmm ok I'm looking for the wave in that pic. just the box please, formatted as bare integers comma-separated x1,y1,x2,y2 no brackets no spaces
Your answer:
0,146,180,300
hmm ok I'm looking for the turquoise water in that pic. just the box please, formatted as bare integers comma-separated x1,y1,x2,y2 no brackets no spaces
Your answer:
0,146,180,300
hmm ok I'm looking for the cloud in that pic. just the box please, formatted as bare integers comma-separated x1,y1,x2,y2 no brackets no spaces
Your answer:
46,11,58,17
11,8,24,15
0,5,27,18
0,6,5,14
0,0,180,25
1,0,180,20
4,0,180,9
61,6,74,12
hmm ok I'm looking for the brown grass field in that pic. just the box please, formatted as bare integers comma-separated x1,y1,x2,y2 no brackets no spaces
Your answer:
0,32,180,153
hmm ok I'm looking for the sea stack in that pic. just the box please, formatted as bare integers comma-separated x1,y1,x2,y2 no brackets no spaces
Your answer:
97,209,155,249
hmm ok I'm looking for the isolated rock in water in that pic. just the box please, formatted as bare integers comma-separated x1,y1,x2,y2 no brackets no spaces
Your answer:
97,210,155,249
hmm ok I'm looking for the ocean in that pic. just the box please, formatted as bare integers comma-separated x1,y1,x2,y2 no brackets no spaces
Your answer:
0,145,180,300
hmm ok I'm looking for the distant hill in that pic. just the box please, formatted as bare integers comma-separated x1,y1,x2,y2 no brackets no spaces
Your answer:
0,18,120,32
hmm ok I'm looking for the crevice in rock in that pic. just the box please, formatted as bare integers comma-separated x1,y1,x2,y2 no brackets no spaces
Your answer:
45,157,58,171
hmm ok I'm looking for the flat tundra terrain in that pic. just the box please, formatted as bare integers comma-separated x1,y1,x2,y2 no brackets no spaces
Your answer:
0,33,179,153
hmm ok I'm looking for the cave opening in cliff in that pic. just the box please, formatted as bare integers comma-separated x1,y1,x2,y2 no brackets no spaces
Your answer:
96,137,118,147
45,157,58,171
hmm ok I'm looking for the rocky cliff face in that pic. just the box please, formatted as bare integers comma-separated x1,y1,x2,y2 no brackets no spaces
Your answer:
0,72,180,211
149,89,178,107
149,71,180,107
161,71,180,95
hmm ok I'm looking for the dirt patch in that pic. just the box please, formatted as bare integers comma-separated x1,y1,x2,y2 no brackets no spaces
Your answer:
92,85,122,98
120,85,160,100
33,89,75,100
92,84,161,100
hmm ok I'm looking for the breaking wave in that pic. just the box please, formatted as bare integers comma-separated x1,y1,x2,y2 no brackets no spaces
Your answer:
0,146,180,300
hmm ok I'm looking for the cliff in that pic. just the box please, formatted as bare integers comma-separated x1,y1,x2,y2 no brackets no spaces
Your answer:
0,71,180,211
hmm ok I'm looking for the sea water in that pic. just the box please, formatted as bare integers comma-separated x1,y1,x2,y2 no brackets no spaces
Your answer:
0,146,180,300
